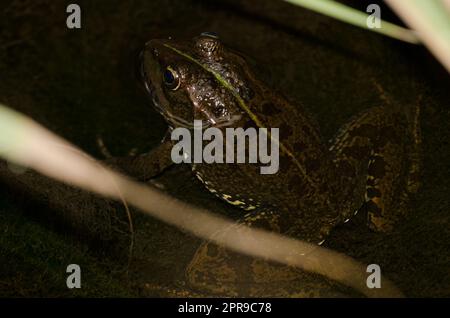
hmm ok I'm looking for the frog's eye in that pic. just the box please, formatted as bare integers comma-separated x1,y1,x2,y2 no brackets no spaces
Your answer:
163,66,180,90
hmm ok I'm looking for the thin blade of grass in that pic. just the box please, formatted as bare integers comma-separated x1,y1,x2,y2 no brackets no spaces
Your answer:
283,0,420,44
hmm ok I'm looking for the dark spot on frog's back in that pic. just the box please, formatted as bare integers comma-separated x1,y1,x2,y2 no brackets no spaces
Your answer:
261,101,282,116
366,187,381,198
279,122,293,140
293,141,306,153
288,175,302,191
300,124,312,134
240,85,255,101
279,154,293,171
305,158,320,173
337,160,354,177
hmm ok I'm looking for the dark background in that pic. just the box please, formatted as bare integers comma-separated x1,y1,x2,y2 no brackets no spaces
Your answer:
0,0,449,297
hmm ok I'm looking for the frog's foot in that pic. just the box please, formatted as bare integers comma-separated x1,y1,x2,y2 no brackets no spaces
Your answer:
185,211,351,297
104,140,174,181
186,240,356,297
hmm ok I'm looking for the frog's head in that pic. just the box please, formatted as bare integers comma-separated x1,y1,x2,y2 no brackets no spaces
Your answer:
141,33,255,129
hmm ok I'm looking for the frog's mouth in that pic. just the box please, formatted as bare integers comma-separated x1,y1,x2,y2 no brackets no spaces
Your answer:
139,57,163,113
143,78,200,129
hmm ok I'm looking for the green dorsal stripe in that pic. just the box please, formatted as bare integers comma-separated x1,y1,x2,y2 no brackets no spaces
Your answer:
163,43,318,190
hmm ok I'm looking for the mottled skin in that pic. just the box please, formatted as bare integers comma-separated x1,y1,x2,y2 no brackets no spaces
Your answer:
139,34,421,296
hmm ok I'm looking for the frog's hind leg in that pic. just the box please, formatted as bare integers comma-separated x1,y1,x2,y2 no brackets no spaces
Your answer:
366,103,422,232
331,104,422,232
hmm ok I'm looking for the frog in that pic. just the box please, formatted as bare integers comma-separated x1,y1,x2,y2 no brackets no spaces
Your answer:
130,32,422,297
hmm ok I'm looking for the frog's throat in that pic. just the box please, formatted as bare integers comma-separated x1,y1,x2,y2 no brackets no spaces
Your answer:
163,43,325,199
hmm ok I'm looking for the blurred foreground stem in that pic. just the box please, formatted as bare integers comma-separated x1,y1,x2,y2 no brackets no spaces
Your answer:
283,0,420,44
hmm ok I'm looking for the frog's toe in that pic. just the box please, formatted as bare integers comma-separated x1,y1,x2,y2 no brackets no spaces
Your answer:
186,242,241,297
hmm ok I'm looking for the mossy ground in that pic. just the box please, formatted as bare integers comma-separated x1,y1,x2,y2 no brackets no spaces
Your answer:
0,0,449,297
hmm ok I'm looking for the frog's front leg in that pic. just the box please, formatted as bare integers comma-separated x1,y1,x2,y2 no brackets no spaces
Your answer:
331,104,421,231
105,139,174,181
